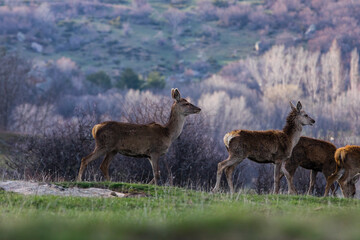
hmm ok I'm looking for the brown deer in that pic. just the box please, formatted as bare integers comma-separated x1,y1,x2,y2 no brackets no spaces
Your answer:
280,136,337,195
212,101,315,194
77,88,201,184
324,145,360,198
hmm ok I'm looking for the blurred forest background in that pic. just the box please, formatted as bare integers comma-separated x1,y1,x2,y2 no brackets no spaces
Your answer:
1,0,360,195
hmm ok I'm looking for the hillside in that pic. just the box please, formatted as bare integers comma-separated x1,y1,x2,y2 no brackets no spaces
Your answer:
1,182,360,239
2,0,259,82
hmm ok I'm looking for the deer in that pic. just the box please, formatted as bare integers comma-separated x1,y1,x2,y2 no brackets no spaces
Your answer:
280,136,338,195
212,101,315,194
76,88,201,184
324,145,360,198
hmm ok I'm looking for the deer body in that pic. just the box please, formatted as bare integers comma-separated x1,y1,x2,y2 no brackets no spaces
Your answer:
324,145,360,198
77,89,201,184
224,130,294,164
93,122,177,158
213,101,315,194
281,137,337,195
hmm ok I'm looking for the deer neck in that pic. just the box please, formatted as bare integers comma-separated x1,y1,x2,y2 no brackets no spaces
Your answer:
165,108,186,141
283,116,303,151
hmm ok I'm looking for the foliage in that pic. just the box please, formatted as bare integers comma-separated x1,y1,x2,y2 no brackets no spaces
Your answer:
115,68,144,90
143,71,166,89
212,0,229,8
86,71,112,90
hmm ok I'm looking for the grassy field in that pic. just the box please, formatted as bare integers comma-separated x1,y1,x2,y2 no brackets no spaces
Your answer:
1,182,360,240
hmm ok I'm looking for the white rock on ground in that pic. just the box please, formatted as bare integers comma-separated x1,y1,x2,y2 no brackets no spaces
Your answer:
0,181,125,198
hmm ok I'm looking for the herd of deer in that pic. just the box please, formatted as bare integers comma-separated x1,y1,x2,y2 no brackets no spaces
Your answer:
77,88,360,198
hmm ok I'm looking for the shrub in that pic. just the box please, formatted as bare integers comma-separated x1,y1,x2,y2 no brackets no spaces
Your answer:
130,0,153,23
216,4,251,28
6,111,96,181
115,68,144,90
143,71,166,89
86,71,112,90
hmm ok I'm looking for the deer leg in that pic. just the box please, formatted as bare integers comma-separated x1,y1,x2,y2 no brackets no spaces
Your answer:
279,172,284,181
224,165,236,194
213,155,241,193
148,159,172,186
77,147,107,181
307,170,318,195
330,183,337,196
99,150,117,181
273,162,281,194
149,154,160,185
281,162,297,195
163,159,173,186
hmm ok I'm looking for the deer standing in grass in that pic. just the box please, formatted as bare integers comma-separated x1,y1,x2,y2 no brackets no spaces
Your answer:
212,101,315,194
280,136,337,195
77,88,201,184
324,145,360,198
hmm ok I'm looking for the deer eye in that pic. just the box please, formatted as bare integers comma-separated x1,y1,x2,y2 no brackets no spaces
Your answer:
304,114,308,117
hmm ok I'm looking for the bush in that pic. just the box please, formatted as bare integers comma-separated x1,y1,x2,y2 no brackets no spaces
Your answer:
115,68,144,89
86,71,112,90
6,111,96,181
143,71,166,89
212,0,228,8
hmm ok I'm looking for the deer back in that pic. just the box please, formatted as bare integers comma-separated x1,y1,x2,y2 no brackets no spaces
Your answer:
226,129,292,163
290,137,336,172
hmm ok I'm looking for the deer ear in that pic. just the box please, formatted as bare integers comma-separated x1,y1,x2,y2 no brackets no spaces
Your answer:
171,88,181,102
296,101,302,111
289,101,296,111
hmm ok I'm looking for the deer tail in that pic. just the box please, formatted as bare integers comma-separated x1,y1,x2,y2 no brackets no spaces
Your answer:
223,131,237,151
223,133,230,150
91,124,102,139
333,149,347,180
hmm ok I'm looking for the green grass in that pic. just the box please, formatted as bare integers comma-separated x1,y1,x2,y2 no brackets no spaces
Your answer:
1,182,360,239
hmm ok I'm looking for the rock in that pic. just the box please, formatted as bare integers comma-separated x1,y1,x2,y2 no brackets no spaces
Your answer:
0,181,135,198
17,32,25,42
31,42,43,53
305,24,316,38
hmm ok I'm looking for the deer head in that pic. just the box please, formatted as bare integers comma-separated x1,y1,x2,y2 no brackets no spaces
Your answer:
290,101,315,126
342,174,360,198
171,88,201,116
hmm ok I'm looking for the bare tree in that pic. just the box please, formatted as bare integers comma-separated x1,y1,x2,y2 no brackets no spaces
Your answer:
320,40,343,100
163,7,186,38
350,48,359,91
0,53,31,131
